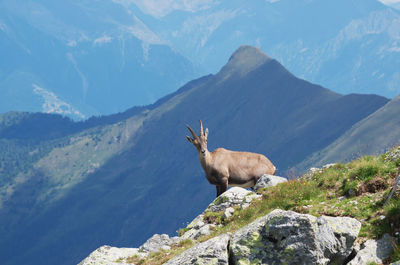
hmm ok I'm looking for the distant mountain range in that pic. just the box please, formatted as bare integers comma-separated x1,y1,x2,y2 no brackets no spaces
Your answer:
154,0,400,98
0,46,391,265
1,0,399,118
0,0,199,118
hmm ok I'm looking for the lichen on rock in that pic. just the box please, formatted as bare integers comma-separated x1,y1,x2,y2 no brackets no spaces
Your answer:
164,233,231,265
230,209,361,265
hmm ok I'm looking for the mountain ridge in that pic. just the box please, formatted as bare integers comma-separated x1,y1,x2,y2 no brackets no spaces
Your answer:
1,0,400,119
297,94,400,171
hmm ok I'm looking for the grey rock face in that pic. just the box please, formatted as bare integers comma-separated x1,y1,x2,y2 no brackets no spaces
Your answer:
349,233,394,265
230,209,361,265
180,187,261,240
78,245,143,265
181,223,216,240
385,146,400,162
206,187,262,212
164,233,230,265
139,234,181,253
254,174,287,191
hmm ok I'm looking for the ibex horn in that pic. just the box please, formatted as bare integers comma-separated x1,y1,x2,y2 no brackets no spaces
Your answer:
199,120,204,136
186,125,197,138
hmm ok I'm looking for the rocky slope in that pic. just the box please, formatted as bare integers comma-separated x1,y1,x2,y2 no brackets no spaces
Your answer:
79,153,400,265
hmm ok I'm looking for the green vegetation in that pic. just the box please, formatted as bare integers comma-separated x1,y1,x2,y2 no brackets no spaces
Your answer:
124,148,400,264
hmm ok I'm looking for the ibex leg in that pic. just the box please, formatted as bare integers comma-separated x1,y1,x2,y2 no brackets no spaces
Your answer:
216,185,221,197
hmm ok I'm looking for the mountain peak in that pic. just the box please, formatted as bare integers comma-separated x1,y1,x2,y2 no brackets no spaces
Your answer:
229,45,271,62
217,45,272,79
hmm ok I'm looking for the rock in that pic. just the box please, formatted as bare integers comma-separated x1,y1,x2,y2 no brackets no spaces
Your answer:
181,223,216,240
206,187,262,212
78,245,143,265
391,261,400,265
348,188,357,197
180,213,215,240
348,233,394,265
385,146,400,162
139,234,181,254
164,233,230,265
303,167,322,179
322,163,337,169
223,207,235,219
303,164,337,179
230,209,361,265
254,174,287,191
185,214,205,230
181,188,262,240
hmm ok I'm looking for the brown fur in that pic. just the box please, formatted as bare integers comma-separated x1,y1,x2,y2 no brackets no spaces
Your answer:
186,121,276,197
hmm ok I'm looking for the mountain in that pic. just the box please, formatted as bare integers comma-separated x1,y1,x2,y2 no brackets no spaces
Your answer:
297,94,400,171
0,0,198,118
0,46,388,265
137,0,400,98
380,0,400,10
1,0,399,119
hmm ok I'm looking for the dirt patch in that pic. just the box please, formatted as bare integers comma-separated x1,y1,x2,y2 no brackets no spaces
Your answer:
357,177,388,194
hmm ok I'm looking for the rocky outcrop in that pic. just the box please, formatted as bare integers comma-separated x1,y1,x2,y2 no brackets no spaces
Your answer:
81,184,400,265
78,245,143,265
349,233,394,265
181,187,261,240
254,174,287,191
230,209,361,265
139,234,181,254
206,187,262,212
164,233,231,265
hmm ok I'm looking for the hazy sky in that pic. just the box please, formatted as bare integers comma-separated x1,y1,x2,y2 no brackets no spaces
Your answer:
379,0,400,4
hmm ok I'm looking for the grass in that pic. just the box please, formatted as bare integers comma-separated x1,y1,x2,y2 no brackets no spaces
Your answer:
124,239,195,265
122,149,400,264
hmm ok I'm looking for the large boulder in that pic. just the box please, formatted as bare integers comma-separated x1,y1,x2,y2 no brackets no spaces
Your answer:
254,174,287,191
78,245,143,265
230,209,361,265
206,187,262,212
348,233,394,265
164,233,231,265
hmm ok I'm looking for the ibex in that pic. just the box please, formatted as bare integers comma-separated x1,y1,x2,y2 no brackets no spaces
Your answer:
186,120,276,197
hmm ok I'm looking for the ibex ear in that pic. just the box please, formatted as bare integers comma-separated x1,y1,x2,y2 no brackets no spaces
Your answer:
186,136,193,143
205,128,209,138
